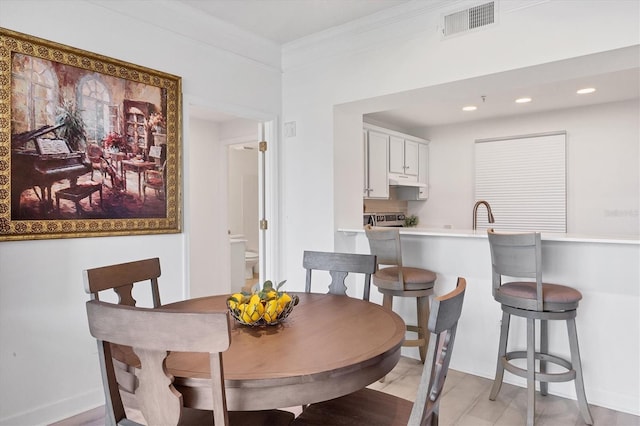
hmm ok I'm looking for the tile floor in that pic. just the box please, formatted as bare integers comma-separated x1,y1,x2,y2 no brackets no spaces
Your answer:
52,356,639,426
367,357,639,426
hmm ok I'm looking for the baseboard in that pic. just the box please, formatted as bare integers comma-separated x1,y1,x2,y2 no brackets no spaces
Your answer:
0,389,103,426
450,364,640,417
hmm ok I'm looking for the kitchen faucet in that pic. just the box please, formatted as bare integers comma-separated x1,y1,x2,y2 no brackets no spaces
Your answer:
473,200,495,230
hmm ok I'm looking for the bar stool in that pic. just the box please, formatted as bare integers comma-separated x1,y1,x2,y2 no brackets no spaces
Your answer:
364,225,436,362
487,229,593,426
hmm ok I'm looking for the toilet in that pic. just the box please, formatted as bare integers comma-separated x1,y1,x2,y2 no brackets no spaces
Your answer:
229,234,260,281
245,250,259,279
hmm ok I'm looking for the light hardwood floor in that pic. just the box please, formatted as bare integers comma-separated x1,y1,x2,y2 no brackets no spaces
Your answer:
53,356,638,426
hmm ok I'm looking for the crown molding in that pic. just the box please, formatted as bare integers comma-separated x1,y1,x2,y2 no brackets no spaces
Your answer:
282,0,452,72
88,0,282,72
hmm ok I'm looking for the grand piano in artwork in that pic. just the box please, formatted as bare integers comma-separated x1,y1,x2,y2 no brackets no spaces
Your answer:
11,123,90,218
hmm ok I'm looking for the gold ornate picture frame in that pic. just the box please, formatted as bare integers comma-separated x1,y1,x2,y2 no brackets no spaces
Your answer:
0,28,182,241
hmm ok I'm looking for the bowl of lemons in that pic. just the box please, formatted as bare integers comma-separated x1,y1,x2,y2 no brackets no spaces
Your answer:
227,280,299,326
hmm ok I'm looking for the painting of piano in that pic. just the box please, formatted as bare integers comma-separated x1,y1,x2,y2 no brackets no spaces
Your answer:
0,28,182,241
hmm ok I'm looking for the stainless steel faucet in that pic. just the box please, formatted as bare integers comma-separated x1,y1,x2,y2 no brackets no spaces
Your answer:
473,200,495,230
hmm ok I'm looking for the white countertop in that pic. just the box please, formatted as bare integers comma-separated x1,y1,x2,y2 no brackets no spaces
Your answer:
338,227,640,245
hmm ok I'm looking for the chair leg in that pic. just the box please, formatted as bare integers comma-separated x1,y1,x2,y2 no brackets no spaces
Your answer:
430,406,439,426
540,319,548,396
490,311,510,400
379,293,393,383
416,295,430,363
567,318,593,425
382,293,393,311
527,317,536,426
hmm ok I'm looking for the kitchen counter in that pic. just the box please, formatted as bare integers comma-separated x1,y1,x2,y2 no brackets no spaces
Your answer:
335,226,640,415
339,227,639,245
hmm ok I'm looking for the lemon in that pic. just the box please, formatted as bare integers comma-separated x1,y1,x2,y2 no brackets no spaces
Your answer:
243,294,264,323
241,308,254,324
265,290,278,301
227,293,245,310
277,292,292,314
264,299,279,323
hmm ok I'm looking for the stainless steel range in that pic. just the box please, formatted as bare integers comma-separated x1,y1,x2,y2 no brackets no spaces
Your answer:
363,212,406,227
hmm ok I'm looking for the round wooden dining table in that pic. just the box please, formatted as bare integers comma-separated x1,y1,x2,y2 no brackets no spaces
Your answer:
114,292,405,411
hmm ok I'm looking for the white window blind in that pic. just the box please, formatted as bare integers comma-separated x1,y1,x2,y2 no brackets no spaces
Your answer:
475,132,566,232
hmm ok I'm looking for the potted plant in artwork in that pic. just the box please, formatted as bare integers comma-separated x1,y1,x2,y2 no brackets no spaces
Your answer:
102,132,129,153
55,99,87,152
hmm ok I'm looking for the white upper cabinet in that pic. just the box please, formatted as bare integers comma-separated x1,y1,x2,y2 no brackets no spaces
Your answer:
389,136,418,177
363,123,428,200
418,142,428,200
364,130,389,199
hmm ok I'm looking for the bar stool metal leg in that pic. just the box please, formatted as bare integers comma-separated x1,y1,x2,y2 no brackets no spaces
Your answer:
567,318,593,425
527,317,536,426
490,311,510,400
540,319,548,396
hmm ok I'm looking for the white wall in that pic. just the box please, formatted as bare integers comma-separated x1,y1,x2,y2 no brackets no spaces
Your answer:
281,0,639,287
409,100,639,236
0,1,281,424
281,0,639,415
1,0,638,422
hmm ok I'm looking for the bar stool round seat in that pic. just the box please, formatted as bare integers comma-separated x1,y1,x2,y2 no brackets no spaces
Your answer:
365,225,436,362
373,266,437,291
497,281,583,310
487,229,593,426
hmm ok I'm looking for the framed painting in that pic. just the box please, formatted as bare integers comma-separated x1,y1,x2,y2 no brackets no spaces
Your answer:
0,28,182,241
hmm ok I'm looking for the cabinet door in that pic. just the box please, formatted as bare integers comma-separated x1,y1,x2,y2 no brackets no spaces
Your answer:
418,143,429,199
404,140,419,176
388,135,405,174
363,130,368,196
366,131,389,199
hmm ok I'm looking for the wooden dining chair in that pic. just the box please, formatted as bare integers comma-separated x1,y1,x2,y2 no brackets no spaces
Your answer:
83,257,162,308
364,225,437,362
303,250,377,300
291,277,467,426
86,300,295,426
83,257,163,419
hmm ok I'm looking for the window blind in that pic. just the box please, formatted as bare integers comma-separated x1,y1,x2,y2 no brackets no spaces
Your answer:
475,132,566,232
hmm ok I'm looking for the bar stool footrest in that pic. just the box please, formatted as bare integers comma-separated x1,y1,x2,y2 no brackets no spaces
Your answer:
502,351,577,383
403,325,426,347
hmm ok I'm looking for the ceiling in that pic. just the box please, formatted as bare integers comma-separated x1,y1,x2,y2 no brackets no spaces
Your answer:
177,0,410,45
182,1,639,129
363,59,640,129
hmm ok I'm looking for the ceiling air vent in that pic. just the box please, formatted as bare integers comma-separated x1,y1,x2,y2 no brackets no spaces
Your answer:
443,1,495,37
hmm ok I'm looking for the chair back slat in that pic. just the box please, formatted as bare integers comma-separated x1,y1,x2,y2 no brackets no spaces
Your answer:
83,257,162,307
303,251,376,300
364,226,402,267
487,229,543,311
86,300,231,426
409,277,467,426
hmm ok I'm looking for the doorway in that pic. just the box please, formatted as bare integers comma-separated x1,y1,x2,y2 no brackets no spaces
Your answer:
228,140,260,292
186,103,276,299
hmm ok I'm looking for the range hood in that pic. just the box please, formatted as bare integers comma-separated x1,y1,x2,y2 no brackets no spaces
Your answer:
389,178,426,188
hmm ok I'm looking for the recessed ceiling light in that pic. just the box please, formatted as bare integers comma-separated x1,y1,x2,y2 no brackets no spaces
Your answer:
515,97,532,104
462,105,477,111
577,87,596,94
